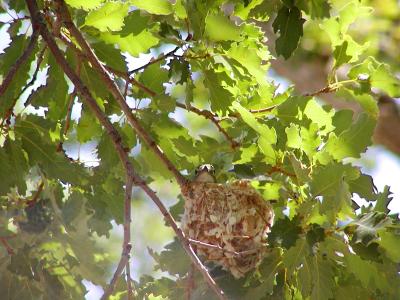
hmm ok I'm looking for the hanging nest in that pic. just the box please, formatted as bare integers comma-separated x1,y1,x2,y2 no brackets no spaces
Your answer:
181,180,274,278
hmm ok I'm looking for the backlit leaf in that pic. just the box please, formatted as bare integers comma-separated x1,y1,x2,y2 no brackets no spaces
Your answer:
85,2,129,32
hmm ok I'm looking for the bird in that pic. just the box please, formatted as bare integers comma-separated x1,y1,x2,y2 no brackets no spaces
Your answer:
181,164,274,278
193,164,216,183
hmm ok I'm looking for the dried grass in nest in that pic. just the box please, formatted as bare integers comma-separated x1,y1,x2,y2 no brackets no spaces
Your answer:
181,180,274,278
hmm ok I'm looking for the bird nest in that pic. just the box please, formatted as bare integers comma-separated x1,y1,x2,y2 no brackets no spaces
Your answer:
181,180,274,278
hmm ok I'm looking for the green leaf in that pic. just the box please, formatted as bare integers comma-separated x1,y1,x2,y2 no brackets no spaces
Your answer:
378,231,400,262
332,109,354,135
285,124,301,149
321,180,353,222
297,0,331,19
320,2,371,62
15,115,89,185
139,62,168,95
336,88,378,119
234,0,264,20
0,139,28,195
84,2,129,32
130,0,173,15
91,42,127,72
289,154,310,184
370,64,400,97
304,99,334,133
203,70,234,114
153,95,176,113
308,256,335,300
76,109,103,143
272,6,305,59
28,54,69,120
348,174,377,201
149,239,190,276
300,123,321,160
374,186,392,214
65,0,104,10
168,59,190,85
226,44,270,85
333,41,352,67
100,30,159,57
232,102,276,164
245,249,282,298
324,113,375,160
79,61,110,99
269,217,302,249
345,254,390,291
347,212,392,245
283,238,309,275
234,144,258,164
205,14,242,41
118,10,150,36
348,57,400,97
276,96,309,123
310,163,359,197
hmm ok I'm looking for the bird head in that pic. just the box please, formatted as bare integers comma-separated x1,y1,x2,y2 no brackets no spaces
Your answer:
194,164,216,183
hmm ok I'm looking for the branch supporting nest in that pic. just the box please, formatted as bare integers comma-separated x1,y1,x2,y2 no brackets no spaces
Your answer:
26,1,227,298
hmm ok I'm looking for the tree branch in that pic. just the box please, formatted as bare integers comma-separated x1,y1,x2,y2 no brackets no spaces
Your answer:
26,1,227,298
25,2,135,298
0,29,39,98
55,0,187,188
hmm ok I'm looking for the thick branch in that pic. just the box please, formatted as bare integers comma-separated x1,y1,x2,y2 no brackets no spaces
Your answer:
0,29,39,98
55,0,187,188
25,1,135,298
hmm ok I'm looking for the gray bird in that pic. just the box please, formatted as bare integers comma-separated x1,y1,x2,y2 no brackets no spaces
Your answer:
194,164,216,183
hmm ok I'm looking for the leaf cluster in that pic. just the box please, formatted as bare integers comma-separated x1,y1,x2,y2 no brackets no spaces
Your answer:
0,0,399,299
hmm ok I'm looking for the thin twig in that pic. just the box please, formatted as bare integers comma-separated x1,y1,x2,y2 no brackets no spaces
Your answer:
303,85,337,97
268,166,295,178
56,89,76,152
175,102,239,149
54,2,226,298
2,16,30,24
0,28,39,103
188,238,264,257
57,52,81,152
128,45,180,75
26,181,44,207
20,45,47,107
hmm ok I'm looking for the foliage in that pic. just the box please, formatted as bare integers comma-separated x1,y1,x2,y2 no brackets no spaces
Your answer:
0,0,399,299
